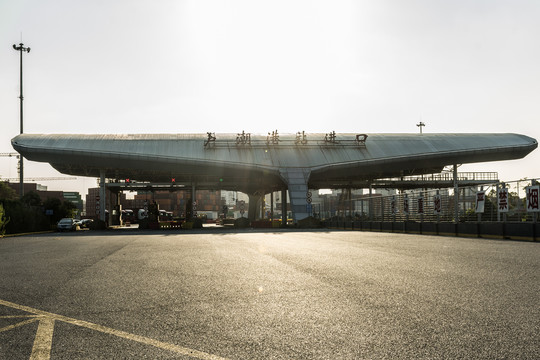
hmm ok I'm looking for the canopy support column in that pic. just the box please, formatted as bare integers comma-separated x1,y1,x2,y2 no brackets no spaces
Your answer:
279,168,311,224
248,193,260,221
99,170,106,223
454,164,459,224
270,192,274,222
281,189,287,227
189,183,197,219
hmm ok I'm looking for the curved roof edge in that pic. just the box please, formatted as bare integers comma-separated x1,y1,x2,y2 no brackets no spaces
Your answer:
11,132,538,192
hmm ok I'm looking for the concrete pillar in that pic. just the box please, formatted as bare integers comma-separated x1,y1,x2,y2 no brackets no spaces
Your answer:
281,189,287,226
108,188,113,226
348,188,353,218
191,183,196,219
116,190,123,226
99,170,106,223
248,194,259,221
453,164,459,223
261,193,265,219
270,192,274,221
369,184,373,221
279,168,311,223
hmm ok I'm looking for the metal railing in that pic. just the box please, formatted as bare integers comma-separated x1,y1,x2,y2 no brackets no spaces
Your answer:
318,177,540,224
378,172,499,183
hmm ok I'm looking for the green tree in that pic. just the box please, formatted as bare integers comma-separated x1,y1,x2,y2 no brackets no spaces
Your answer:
61,200,77,218
0,182,17,201
43,198,77,225
43,198,63,224
1,199,47,234
22,191,42,207
0,185,50,234
0,203,9,237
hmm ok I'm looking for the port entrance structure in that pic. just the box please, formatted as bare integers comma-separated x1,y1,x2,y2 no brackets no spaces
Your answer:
12,132,537,223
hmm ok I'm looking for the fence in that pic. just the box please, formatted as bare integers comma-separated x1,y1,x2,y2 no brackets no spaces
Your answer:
321,178,540,241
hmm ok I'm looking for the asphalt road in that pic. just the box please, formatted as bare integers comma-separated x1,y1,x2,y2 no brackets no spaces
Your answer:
1,229,539,359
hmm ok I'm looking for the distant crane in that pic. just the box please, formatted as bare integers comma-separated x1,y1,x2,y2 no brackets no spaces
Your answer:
1,177,77,182
1,153,77,182
0,152,20,158
0,153,21,180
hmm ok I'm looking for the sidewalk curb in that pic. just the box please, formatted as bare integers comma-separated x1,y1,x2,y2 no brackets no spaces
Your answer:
1,230,55,238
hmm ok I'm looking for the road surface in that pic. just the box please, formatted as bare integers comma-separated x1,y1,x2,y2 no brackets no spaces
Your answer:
1,230,538,359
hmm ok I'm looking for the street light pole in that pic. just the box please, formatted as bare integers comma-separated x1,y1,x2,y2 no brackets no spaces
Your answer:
13,43,30,198
416,121,425,134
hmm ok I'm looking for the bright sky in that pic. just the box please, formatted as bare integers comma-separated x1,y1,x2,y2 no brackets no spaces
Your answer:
1,0,539,197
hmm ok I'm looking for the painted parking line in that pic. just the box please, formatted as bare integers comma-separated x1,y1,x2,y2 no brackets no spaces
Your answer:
0,317,40,333
30,317,54,360
0,299,229,360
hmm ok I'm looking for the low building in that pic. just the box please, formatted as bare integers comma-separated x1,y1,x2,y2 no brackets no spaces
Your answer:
7,182,64,203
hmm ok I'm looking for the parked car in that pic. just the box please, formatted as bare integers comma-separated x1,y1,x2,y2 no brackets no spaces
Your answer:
57,218,76,231
80,219,94,228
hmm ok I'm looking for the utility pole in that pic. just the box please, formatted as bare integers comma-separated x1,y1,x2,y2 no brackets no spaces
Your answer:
12,43,30,198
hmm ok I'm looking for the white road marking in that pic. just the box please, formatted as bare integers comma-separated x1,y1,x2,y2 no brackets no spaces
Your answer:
0,299,229,360
30,317,55,360
0,318,39,333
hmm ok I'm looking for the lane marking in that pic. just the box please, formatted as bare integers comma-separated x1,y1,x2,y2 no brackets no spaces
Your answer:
30,317,55,360
0,299,229,360
0,318,39,333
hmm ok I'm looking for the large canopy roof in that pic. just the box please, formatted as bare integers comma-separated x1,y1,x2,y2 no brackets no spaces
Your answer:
12,133,537,193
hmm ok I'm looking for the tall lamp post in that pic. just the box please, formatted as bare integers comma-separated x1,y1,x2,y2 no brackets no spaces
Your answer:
416,121,425,134
13,43,30,198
